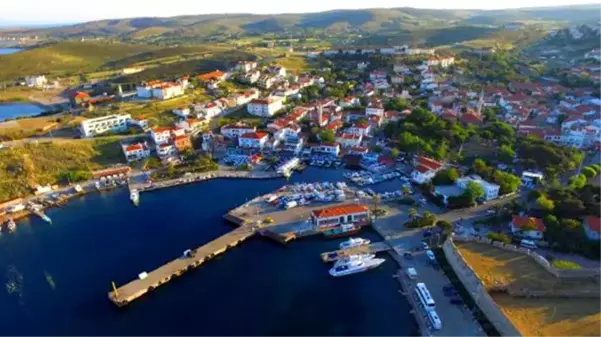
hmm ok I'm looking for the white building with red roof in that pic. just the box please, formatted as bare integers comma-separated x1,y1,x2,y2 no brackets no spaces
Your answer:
336,133,363,148
247,98,283,117
509,215,545,240
157,143,177,158
411,156,443,184
121,142,150,162
347,121,371,137
238,132,269,149
311,142,340,156
339,96,360,108
310,204,370,230
150,127,175,145
366,99,385,117
152,82,184,100
221,123,256,139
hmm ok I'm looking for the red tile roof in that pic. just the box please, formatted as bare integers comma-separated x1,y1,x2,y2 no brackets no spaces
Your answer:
511,215,545,232
461,112,483,125
124,144,142,152
584,216,601,233
339,133,361,140
198,70,225,81
312,204,369,219
415,156,443,171
240,132,268,139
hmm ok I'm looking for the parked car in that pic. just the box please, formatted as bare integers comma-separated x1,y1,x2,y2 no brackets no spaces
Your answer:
421,242,430,250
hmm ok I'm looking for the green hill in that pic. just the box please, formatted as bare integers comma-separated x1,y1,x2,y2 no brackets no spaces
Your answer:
7,4,597,42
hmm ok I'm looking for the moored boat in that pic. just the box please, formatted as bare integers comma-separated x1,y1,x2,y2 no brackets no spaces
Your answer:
333,253,376,267
130,189,140,206
6,218,16,232
329,255,386,277
323,223,361,238
339,237,370,249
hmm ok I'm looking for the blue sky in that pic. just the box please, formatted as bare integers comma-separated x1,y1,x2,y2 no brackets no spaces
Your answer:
2,0,599,25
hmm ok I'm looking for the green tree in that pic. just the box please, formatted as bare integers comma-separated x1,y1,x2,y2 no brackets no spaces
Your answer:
432,168,459,185
498,145,516,164
581,166,597,178
568,174,587,189
472,158,490,177
465,181,485,201
487,232,510,244
319,130,335,143
535,194,555,211
436,220,452,234
390,148,400,158
408,208,418,218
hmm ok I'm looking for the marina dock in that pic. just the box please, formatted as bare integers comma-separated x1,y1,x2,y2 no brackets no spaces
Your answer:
108,226,257,307
320,242,392,262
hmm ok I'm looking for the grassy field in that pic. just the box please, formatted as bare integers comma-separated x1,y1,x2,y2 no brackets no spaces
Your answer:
456,242,600,336
0,138,124,202
0,41,159,81
0,114,85,140
0,87,67,105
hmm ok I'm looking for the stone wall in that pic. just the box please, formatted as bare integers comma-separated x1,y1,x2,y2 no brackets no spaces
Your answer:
442,239,522,336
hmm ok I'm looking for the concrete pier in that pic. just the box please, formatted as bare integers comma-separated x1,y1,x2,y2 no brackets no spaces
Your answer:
321,242,392,262
108,226,256,307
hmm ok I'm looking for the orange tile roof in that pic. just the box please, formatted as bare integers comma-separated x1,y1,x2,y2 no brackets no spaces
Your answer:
198,70,225,81
124,144,143,152
240,132,268,139
416,156,442,170
312,204,369,219
511,215,545,232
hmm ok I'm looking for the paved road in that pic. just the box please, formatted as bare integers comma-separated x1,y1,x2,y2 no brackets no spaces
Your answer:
372,209,485,337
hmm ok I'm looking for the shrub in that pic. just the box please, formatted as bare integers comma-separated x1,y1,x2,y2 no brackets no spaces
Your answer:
581,166,597,178
551,259,582,269
487,232,511,244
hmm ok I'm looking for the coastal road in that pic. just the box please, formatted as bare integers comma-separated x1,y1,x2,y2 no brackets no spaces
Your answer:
372,209,485,337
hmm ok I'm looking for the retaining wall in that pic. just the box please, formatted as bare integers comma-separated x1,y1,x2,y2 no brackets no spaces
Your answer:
442,239,522,336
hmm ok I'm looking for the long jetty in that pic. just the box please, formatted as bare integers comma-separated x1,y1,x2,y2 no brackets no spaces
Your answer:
108,226,256,307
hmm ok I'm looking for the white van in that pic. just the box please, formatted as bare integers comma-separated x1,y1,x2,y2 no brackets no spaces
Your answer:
426,250,436,261
406,268,418,279
427,310,442,330
520,239,537,249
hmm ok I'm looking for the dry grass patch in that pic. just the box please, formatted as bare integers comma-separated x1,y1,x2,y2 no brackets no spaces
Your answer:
456,242,600,336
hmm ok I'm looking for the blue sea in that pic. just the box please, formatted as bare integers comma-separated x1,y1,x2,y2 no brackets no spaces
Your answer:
0,48,22,55
0,168,417,335
0,102,46,122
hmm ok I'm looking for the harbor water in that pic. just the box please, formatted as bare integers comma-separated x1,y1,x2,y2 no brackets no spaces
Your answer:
0,168,417,335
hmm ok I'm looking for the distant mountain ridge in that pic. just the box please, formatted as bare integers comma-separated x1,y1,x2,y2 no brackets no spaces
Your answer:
1,4,599,40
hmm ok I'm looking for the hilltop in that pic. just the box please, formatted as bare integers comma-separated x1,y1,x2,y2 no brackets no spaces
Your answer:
2,4,599,42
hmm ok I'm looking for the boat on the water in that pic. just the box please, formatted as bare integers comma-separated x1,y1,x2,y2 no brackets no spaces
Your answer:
6,218,16,232
329,255,385,277
74,184,83,193
130,189,140,206
323,223,361,238
39,212,52,224
333,253,376,267
339,237,370,249
95,181,102,190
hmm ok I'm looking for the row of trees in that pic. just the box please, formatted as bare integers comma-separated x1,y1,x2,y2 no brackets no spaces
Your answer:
471,159,521,194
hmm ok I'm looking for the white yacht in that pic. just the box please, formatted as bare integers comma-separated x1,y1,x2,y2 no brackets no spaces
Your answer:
333,253,375,267
329,256,385,277
339,237,370,249
130,189,140,206
6,218,16,232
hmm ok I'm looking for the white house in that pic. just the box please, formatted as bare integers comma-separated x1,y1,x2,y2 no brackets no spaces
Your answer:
232,89,260,105
136,84,154,98
238,132,269,149
150,127,174,145
221,123,256,139
347,121,371,137
339,96,360,108
337,133,363,148
152,83,185,100
175,118,206,133
157,143,177,158
456,175,500,200
373,79,390,90
258,75,277,89
366,100,385,117
79,114,131,138
310,204,370,230
509,215,545,240
583,216,600,241
411,156,443,184
195,101,223,119
173,106,191,118
369,71,387,81
357,62,369,70
241,70,261,84
247,98,283,117
391,75,404,84
425,57,455,68
311,142,340,156
121,142,150,162
25,75,47,88
236,61,258,73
